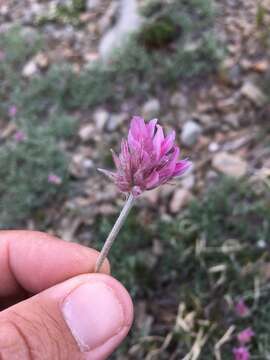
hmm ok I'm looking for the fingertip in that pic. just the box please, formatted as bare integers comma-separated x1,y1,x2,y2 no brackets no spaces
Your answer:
0,230,111,296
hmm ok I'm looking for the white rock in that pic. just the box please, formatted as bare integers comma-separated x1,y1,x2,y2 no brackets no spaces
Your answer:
142,98,160,119
107,113,128,131
22,60,38,77
99,0,142,60
208,142,220,152
181,174,195,190
170,92,188,108
86,0,101,10
93,109,109,130
241,81,267,106
78,124,95,141
170,188,192,213
181,121,202,147
212,152,247,178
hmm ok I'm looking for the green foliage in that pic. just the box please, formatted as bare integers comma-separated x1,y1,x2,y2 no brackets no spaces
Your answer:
0,26,41,66
94,178,270,358
139,16,180,48
0,113,76,228
37,0,86,26
189,178,270,246
0,27,42,117
15,0,222,113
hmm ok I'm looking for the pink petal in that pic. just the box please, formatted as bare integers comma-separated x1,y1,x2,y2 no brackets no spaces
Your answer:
128,131,142,153
146,118,158,138
173,160,192,176
98,168,117,180
160,131,176,156
145,170,160,189
237,328,254,345
130,116,147,140
153,124,164,159
111,150,121,169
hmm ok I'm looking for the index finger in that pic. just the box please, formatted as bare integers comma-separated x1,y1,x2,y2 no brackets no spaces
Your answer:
0,230,110,298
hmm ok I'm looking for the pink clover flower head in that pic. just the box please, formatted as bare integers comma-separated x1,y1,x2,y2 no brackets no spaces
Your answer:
99,116,192,196
48,173,62,185
8,105,17,117
13,130,26,142
235,299,249,317
233,346,250,360
237,328,254,345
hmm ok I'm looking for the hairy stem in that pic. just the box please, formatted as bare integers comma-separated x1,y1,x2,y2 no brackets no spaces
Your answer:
95,194,135,272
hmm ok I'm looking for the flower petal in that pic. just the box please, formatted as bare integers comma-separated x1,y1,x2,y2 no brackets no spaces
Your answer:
161,131,176,156
145,170,160,189
146,118,158,138
130,116,147,140
153,124,164,160
173,160,192,176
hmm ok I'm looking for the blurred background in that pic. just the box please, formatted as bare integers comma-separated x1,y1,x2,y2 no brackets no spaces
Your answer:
0,0,270,358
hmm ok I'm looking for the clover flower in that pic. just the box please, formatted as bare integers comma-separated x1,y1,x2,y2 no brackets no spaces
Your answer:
96,116,192,272
233,346,250,360
13,130,26,142
48,173,62,185
235,299,249,317
99,116,191,196
8,105,17,118
237,328,254,345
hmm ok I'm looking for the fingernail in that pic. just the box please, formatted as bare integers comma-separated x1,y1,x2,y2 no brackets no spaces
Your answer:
61,282,125,351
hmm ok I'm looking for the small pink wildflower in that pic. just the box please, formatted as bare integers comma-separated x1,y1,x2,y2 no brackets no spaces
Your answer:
13,130,26,142
237,328,254,345
48,173,62,185
8,105,17,118
233,346,250,360
99,116,192,196
235,299,249,317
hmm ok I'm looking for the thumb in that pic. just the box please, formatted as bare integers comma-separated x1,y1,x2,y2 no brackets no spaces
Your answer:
0,274,133,360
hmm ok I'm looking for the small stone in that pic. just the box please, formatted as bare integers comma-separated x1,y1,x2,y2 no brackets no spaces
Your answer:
241,82,267,106
170,92,188,108
93,109,109,130
181,174,195,190
251,60,268,73
208,142,220,152
35,52,49,69
212,152,247,178
86,0,101,10
152,239,164,256
181,120,202,147
22,60,38,77
142,189,160,205
78,124,95,141
69,153,93,178
142,99,160,119
107,113,128,131
170,188,192,213
224,113,239,128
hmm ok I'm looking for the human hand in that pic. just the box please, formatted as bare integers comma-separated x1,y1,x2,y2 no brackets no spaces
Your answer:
0,231,133,359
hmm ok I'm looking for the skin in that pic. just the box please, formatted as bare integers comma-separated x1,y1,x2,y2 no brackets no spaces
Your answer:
0,231,134,360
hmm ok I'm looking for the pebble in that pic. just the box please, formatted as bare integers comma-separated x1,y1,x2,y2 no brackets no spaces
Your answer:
181,120,202,147
241,81,267,107
107,113,128,131
208,142,220,152
78,124,96,141
142,98,160,119
22,60,38,77
170,188,192,213
93,109,110,130
212,152,247,178
170,92,188,108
